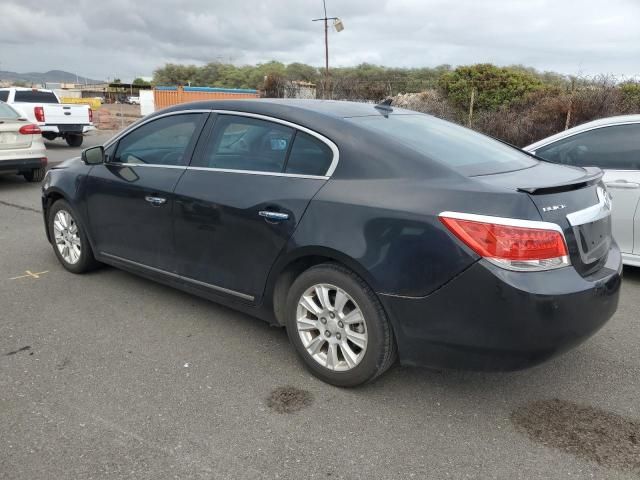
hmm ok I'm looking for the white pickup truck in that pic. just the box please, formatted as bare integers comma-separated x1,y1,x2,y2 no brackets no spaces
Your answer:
0,87,95,147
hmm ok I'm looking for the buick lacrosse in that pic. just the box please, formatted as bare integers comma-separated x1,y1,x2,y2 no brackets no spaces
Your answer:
42,99,621,386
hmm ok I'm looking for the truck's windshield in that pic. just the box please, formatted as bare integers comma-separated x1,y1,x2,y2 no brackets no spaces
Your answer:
14,90,59,104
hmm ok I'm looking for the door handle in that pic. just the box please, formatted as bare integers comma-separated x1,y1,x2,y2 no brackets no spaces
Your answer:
145,195,167,206
259,210,289,222
605,180,640,190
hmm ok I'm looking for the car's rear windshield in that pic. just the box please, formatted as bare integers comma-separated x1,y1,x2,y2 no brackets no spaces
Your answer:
14,90,59,104
0,102,20,119
347,114,537,176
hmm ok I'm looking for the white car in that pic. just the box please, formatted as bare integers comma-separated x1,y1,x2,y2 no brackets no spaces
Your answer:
0,87,95,147
524,115,640,266
0,102,47,182
127,96,140,105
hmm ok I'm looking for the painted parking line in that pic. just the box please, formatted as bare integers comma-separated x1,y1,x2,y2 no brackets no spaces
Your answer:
9,270,49,280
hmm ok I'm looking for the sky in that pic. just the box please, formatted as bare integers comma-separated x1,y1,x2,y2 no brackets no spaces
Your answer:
0,0,639,82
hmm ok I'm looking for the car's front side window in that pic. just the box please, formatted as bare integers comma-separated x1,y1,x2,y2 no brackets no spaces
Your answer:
536,124,640,170
198,115,294,173
113,113,203,166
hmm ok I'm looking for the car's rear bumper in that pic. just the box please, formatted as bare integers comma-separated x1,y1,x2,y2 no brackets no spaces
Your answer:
40,124,95,135
0,157,47,173
380,242,622,371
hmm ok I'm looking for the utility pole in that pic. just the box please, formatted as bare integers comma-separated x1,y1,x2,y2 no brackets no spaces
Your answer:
312,1,342,99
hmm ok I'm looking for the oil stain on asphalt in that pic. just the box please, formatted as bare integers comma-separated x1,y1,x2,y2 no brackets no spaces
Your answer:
511,398,640,473
267,386,313,414
5,346,31,356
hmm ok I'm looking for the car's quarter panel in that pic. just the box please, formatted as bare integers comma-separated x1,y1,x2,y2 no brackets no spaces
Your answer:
172,170,327,301
288,176,543,298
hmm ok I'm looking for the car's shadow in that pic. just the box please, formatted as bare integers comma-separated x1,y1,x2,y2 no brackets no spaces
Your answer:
86,262,637,406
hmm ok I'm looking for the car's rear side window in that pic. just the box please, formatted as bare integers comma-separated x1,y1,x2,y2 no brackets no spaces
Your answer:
0,91,8,102
285,132,333,176
14,90,59,103
0,103,19,119
535,124,640,170
348,114,537,176
198,115,295,173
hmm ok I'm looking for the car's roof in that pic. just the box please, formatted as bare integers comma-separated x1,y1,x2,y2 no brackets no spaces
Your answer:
525,114,640,151
0,87,54,92
161,98,418,119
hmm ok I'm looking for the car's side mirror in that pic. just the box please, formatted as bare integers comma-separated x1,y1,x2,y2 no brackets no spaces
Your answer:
82,146,105,165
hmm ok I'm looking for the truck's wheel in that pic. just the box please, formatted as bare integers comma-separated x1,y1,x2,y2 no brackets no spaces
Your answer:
65,134,83,147
23,167,46,183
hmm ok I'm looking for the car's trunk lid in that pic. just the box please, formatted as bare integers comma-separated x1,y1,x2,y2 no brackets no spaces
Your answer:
473,162,612,276
0,119,32,150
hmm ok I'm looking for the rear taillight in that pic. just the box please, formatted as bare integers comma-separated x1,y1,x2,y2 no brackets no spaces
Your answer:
34,106,45,122
19,124,42,135
439,212,570,271
88,108,93,122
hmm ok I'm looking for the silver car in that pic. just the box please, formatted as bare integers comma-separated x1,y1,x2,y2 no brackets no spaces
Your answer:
0,101,48,182
525,115,640,266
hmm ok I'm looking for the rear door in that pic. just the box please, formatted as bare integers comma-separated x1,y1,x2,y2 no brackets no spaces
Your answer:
85,112,208,270
173,113,336,302
534,123,640,256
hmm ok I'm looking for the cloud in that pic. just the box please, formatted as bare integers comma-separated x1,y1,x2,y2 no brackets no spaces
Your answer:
0,0,638,81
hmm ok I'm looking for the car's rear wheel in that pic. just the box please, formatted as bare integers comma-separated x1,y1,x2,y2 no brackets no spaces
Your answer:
23,167,46,182
285,263,396,387
48,200,99,273
65,134,83,147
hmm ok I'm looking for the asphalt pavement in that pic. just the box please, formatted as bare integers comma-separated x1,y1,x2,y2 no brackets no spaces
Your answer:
1,132,639,479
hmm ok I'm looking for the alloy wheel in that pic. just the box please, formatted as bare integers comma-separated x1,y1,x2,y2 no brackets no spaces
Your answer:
296,283,368,372
53,210,82,264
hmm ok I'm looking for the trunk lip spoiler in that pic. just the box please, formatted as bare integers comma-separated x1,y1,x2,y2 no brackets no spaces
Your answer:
517,167,603,194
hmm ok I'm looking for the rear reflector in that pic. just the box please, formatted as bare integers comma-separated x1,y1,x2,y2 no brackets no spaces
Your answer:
88,108,93,123
439,212,570,271
34,106,45,122
19,124,41,135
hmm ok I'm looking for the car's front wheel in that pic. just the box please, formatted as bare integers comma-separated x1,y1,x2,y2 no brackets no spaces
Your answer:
286,263,397,387
48,200,99,273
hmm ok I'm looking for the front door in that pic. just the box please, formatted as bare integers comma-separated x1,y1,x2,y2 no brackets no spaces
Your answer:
85,112,207,270
173,113,336,301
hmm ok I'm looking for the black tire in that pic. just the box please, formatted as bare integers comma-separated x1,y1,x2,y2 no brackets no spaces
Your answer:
65,134,83,147
42,133,57,141
23,167,46,182
285,263,397,387
47,200,100,274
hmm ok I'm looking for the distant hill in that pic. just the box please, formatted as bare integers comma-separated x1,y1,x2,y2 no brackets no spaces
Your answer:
0,70,104,85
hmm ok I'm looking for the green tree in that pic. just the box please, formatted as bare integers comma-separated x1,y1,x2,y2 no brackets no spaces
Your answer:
439,64,543,111
132,77,150,86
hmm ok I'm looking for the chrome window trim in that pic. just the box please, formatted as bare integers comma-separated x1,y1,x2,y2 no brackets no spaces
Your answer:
528,121,640,151
100,252,255,301
103,108,340,177
209,110,339,177
105,163,187,170
185,166,327,180
103,109,213,150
